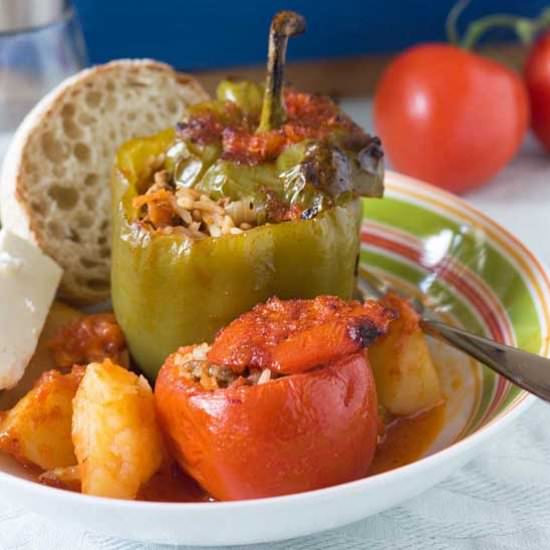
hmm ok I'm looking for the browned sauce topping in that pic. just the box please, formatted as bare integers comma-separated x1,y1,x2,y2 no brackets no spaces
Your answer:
178,89,370,166
207,295,396,374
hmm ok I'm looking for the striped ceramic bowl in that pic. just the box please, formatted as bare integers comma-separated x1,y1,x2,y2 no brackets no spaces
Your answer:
362,171,549,441
1,171,548,546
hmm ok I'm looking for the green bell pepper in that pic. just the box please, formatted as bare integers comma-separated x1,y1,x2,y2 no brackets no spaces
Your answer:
111,14,384,378
111,129,363,378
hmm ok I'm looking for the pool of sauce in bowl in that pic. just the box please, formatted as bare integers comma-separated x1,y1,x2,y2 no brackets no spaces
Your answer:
370,403,446,475
137,403,446,502
139,464,211,502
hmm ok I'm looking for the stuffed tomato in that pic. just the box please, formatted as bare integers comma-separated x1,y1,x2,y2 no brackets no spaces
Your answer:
155,295,395,500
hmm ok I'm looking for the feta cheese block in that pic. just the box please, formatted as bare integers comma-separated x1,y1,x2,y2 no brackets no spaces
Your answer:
0,229,62,390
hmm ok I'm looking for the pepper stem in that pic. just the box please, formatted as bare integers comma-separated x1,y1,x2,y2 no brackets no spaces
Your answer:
447,0,550,49
258,11,306,132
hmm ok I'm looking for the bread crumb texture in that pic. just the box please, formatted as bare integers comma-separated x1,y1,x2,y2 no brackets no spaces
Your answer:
15,60,208,304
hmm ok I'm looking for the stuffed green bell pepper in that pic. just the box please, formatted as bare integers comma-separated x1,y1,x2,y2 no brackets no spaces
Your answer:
111,11,385,378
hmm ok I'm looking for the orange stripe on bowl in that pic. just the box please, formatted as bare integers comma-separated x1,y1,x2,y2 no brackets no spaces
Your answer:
385,175,550,358
383,173,550,421
362,222,520,426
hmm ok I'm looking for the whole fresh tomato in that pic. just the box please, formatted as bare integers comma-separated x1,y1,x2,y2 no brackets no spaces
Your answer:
374,44,529,193
525,31,550,152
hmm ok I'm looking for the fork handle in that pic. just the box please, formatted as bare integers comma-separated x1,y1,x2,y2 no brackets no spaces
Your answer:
421,319,550,403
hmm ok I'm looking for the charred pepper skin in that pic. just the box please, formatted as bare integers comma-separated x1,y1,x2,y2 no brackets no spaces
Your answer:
111,131,363,379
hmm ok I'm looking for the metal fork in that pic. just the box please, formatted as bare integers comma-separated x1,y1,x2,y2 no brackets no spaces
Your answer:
359,270,550,403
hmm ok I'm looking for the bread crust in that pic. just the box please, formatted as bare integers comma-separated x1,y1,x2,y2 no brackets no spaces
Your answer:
0,59,209,304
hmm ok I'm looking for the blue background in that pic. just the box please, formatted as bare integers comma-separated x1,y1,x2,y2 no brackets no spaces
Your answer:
73,1,546,70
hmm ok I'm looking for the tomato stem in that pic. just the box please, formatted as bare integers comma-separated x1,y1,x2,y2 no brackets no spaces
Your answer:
258,11,305,132
462,14,540,49
446,0,471,45
447,1,550,50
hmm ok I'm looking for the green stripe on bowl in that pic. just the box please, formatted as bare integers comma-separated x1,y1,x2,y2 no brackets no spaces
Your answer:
363,197,542,355
360,187,544,435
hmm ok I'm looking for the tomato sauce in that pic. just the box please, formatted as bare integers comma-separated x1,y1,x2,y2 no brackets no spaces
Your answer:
15,307,447,502
370,403,446,475
139,464,211,503
136,403,446,502
48,313,126,369
28,403,445,501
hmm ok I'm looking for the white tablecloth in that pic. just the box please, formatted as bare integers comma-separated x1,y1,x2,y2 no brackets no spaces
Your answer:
1,106,550,549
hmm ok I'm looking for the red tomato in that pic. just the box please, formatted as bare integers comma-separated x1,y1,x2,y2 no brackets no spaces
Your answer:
525,32,550,152
155,350,379,501
374,44,529,193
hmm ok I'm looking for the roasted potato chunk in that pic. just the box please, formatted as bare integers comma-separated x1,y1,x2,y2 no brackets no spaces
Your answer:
72,360,164,499
0,368,83,470
368,294,442,416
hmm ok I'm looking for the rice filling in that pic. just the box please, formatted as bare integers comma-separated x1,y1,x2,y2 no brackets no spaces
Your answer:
133,167,255,241
173,344,276,390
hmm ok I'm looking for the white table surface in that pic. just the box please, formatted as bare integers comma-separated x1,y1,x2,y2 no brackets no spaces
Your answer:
1,104,550,549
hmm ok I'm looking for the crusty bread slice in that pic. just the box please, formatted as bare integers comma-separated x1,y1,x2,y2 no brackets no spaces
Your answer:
0,59,209,305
